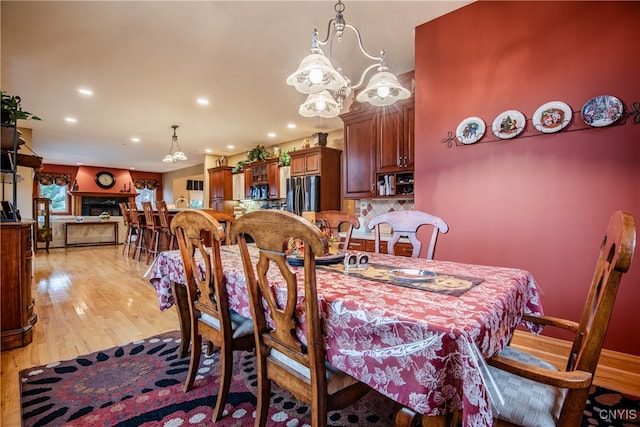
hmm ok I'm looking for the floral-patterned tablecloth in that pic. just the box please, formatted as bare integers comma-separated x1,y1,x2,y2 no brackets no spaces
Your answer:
147,246,543,426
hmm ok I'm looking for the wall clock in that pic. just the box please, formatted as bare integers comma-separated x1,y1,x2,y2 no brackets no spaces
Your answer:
95,171,116,189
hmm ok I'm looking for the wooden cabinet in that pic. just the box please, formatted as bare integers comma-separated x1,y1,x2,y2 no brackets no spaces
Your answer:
208,166,232,211
243,159,280,200
375,103,414,174
290,149,322,176
341,72,414,200
244,168,252,199
1,222,37,350
340,110,377,199
33,197,52,253
288,146,342,211
267,161,280,199
346,237,412,257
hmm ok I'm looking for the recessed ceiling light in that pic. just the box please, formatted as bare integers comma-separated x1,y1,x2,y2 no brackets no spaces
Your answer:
196,98,209,106
78,88,93,96
205,148,213,153
65,117,77,123
287,123,296,129
129,167,135,170
76,162,83,165
131,137,141,143
267,132,276,138
227,145,234,149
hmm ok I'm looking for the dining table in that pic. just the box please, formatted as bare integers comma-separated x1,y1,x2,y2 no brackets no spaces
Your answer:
146,245,543,426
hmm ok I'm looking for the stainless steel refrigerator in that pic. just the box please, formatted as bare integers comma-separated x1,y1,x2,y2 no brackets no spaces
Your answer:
285,175,320,216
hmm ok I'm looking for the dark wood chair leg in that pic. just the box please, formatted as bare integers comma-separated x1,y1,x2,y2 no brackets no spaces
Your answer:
184,331,201,392
171,281,191,359
213,347,233,422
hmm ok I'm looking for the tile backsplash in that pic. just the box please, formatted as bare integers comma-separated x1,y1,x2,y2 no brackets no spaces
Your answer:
355,199,414,233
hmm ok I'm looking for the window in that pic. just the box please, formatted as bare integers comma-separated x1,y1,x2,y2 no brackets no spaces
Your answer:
189,190,204,208
39,183,68,213
135,187,156,210
36,172,71,214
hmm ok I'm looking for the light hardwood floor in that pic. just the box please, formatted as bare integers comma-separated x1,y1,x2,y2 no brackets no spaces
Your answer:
1,245,179,427
1,245,638,427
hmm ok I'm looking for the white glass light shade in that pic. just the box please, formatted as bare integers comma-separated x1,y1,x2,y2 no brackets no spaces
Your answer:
299,90,341,118
286,49,347,94
163,154,175,163
356,71,411,107
172,151,187,161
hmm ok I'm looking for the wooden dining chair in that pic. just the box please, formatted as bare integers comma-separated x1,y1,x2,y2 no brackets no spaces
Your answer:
367,210,449,259
232,210,371,427
170,209,255,423
201,209,235,245
485,211,636,427
316,210,360,250
155,200,175,251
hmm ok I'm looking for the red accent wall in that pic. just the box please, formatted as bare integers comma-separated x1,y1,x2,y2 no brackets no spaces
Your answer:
414,2,640,354
39,164,162,196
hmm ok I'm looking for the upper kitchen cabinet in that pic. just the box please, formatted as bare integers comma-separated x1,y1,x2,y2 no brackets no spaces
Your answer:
376,101,414,174
244,158,280,200
289,146,341,177
341,70,415,199
340,109,376,199
208,166,232,211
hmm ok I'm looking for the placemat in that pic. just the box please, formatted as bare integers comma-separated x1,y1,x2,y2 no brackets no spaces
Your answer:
318,262,484,297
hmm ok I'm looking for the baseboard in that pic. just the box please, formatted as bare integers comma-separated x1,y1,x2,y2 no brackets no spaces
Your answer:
510,330,640,396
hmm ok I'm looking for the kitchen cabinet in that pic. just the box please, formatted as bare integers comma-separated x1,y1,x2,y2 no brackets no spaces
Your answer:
208,166,232,211
375,102,414,174
33,197,52,253
288,146,342,211
1,222,37,350
244,168,252,199
267,161,280,199
244,159,280,200
346,237,412,257
340,110,376,199
341,70,414,200
290,148,323,176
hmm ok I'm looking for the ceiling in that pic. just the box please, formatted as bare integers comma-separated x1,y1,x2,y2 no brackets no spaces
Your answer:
1,1,469,173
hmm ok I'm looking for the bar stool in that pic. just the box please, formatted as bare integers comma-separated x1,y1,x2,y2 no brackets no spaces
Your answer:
129,203,147,261
142,201,162,264
119,202,135,256
156,200,175,251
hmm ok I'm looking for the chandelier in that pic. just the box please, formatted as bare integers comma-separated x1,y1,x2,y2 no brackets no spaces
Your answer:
162,125,187,163
287,1,411,118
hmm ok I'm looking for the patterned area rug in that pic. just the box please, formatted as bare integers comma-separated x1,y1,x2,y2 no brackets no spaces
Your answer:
19,331,640,427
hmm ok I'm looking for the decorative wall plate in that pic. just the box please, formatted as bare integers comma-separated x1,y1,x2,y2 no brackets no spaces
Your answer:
456,117,486,144
532,101,572,133
581,95,624,127
492,110,526,139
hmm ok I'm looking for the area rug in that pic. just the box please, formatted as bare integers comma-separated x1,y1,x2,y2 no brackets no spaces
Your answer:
19,331,640,427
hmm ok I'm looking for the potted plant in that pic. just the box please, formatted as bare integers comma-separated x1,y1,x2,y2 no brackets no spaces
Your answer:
278,148,295,166
1,91,42,125
247,145,271,162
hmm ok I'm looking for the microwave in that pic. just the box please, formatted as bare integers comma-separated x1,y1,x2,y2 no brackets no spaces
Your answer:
250,184,268,200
